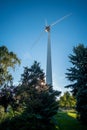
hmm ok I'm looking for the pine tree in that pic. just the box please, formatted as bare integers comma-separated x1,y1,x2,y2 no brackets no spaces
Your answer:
65,44,87,124
13,61,61,130
21,61,45,87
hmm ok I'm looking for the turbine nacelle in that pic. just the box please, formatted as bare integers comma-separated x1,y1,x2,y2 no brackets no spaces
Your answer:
45,26,50,32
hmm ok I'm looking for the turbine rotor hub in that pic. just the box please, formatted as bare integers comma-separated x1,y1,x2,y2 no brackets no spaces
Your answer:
45,26,50,32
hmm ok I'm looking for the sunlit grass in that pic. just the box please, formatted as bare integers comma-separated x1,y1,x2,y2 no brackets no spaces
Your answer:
55,111,87,130
67,112,77,118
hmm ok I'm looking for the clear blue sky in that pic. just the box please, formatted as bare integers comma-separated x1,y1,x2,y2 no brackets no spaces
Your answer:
0,0,87,93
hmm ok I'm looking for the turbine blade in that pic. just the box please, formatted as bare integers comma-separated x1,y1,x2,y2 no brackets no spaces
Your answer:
30,30,45,50
51,13,72,27
45,18,48,26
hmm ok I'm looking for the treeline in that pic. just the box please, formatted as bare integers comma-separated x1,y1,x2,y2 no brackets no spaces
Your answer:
0,44,87,130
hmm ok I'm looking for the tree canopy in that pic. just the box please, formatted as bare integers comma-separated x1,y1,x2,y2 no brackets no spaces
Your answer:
0,46,20,86
59,91,76,109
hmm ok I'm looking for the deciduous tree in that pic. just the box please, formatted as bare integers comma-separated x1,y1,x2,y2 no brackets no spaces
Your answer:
0,46,20,86
59,91,76,109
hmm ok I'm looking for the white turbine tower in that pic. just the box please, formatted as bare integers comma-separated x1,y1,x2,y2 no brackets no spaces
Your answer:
45,13,72,86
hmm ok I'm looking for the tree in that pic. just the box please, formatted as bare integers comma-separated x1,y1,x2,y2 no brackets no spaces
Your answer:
0,86,18,112
21,61,45,87
59,91,76,109
65,44,87,124
0,46,20,86
10,61,61,130
0,45,20,112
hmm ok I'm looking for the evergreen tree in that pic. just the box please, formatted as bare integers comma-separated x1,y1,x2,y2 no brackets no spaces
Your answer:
21,61,45,87
65,44,87,124
12,61,61,130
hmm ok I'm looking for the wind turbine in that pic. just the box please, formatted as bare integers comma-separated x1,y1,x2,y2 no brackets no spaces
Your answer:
45,13,72,86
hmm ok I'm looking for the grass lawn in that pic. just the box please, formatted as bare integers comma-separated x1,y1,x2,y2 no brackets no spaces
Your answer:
55,110,87,130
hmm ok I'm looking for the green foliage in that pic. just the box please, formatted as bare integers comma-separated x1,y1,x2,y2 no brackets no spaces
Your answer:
76,88,87,123
0,61,61,130
0,112,59,130
55,111,87,130
59,91,76,109
0,85,20,113
0,105,14,123
0,45,20,86
0,106,5,122
15,61,48,111
21,61,45,86
65,44,87,124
